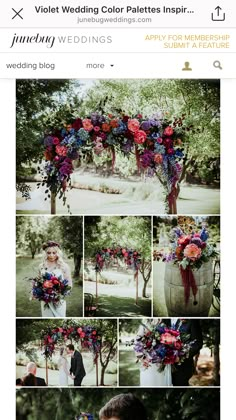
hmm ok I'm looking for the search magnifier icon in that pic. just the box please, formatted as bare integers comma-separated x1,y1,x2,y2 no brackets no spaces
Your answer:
213,60,223,70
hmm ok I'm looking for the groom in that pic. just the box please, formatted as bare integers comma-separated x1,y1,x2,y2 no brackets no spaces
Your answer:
164,318,203,386
66,344,86,386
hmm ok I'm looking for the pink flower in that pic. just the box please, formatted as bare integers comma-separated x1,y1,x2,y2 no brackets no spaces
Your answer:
157,137,163,144
160,333,177,345
167,148,174,155
154,153,163,164
128,118,140,133
184,243,202,261
164,126,174,136
53,137,60,145
134,130,147,144
82,118,93,131
94,126,100,132
55,145,67,157
137,114,143,118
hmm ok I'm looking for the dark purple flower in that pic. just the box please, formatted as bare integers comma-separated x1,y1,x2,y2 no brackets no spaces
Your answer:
140,150,155,169
141,120,152,131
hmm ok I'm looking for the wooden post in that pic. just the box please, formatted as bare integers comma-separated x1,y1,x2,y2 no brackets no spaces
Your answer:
51,192,56,215
95,358,99,386
135,270,138,305
45,357,48,385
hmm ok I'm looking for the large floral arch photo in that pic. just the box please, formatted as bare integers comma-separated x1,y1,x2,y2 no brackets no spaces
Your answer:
16,79,220,215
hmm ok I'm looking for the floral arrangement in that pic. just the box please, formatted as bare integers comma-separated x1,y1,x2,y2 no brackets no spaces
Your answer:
160,223,218,304
162,224,218,270
95,247,141,272
30,272,71,307
76,414,94,420
41,325,101,361
134,321,194,371
41,112,192,211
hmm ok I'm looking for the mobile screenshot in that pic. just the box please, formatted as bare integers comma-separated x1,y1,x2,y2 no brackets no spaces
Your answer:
0,1,233,419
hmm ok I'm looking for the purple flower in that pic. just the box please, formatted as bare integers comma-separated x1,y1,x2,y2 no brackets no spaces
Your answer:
44,136,54,147
141,120,152,131
191,237,203,247
140,150,155,169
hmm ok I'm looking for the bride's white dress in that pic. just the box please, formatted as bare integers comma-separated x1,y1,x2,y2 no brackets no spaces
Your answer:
140,363,172,386
40,267,66,317
58,356,70,386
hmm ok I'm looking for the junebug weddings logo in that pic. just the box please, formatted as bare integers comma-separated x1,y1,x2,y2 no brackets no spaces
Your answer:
10,33,55,49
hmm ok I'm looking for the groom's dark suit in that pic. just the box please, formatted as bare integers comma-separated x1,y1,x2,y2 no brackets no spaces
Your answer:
70,350,86,386
164,319,203,386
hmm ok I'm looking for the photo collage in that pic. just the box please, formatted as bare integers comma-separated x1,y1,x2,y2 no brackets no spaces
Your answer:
16,79,220,420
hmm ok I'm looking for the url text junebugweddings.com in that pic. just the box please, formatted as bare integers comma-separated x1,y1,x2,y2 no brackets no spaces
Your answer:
10,34,112,49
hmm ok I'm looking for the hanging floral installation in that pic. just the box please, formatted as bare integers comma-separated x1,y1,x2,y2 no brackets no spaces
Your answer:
94,247,142,273
40,112,192,212
41,325,101,363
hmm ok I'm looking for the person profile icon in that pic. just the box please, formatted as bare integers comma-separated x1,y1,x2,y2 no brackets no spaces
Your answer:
182,61,192,71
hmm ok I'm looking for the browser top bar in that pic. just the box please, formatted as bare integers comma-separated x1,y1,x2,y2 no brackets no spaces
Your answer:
1,1,236,28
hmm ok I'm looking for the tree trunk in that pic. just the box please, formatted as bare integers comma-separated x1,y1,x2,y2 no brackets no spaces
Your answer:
74,253,82,278
140,260,151,298
142,279,148,298
100,365,106,386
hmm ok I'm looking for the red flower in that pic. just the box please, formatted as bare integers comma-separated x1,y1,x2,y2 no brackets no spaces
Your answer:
178,235,191,246
92,331,97,335
134,130,147,144
53,137,60,145
72,118,83,130
164,126,174,136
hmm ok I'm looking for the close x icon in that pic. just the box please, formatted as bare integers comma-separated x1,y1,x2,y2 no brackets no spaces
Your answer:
12,8,23,20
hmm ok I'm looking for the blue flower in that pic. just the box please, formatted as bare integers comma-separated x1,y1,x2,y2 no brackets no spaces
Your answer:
175,149,184,158
200,228,209,241
154,143,165,154
78,128,90,141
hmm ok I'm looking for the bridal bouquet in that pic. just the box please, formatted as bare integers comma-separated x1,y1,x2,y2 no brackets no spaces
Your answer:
30,272,71,307
134,322,194,372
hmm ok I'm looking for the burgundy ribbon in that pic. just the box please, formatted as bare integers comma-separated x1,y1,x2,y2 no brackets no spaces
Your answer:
180,266,198,305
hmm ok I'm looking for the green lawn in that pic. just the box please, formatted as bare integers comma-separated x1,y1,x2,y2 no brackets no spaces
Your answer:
119,350,139,386
95,295,151,317
16,256,83,317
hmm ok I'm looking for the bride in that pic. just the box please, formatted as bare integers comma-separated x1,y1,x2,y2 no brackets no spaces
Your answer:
39,240,72,317
58,347,71,386
136,319,172,386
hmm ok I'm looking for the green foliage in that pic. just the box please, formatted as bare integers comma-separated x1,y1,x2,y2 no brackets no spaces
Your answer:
16,79,80,178
85,216,151,260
